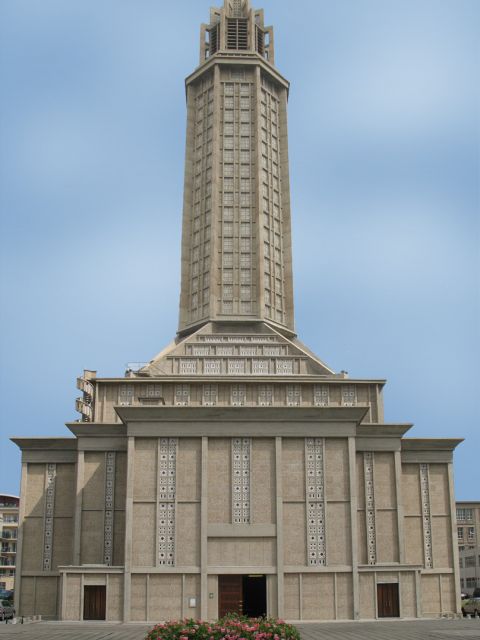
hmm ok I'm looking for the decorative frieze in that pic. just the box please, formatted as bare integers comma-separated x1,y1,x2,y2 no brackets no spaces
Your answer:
364,452,377,565
43,463,56,571
232,438,251,524
420,463,433,569
305,438,327,566
158,438,177,566
103,452,116,566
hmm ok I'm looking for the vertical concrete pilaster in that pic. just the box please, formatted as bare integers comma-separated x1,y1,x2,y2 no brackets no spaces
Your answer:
73,450,84,566
394,451,405,564
348,436,360,620
275,436,284,618
448,462,462,614
14,462,27,616
201,436,209,619
123,436,135,622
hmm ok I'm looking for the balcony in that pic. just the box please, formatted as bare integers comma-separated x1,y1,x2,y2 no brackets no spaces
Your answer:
0,560,15,567
0,532,17,540
1,547,16,554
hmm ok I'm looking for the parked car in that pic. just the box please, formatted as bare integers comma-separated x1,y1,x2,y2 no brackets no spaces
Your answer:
462,594,480,617
0,599,15,621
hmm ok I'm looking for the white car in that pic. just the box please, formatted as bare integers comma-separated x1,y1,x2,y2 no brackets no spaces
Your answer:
0,599,15,621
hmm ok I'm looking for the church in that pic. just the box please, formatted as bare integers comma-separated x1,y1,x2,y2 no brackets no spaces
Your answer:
13,0,462,623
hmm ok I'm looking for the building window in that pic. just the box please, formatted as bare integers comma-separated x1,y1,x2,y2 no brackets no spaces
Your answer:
192,346,209,356
458,527,464,541
231,384,246,406
276,359,293,375
180,360,197,375
252,359,269,375
202,384,218,406
468,527,475,541
119,384,134,406
175,384,190,406
258,384,273,406
341,384,357,406
314,385,329,407
286,384,301,406
240,346,257,357
204,360,221,375
228,360,246,375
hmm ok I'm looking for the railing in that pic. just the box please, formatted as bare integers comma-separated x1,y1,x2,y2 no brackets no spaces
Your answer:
0,532,17,540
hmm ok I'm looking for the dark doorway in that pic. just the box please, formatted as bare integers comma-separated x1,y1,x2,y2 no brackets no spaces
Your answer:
218,575,267,618
243,575,267,618
83,585,106,621
377,583,400,618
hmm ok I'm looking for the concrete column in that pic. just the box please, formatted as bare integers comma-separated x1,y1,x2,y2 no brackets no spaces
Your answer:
275,437,284,618
448,462,462,614
14,462,27,615
200,436,209,619
123,436,135,622
73,450,84,565
394,451,405,564
348,437,360,619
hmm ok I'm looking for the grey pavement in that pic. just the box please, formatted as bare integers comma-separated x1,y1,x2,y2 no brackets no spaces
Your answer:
0,620,479,640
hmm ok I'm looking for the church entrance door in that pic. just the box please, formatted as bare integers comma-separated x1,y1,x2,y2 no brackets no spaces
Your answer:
218,575,267,618
83,585,106,620
377,583,400,618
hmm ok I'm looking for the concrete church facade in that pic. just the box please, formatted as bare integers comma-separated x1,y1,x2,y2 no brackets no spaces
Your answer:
13,0,462,623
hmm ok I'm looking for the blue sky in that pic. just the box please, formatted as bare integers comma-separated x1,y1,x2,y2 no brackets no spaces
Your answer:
0,0,478,499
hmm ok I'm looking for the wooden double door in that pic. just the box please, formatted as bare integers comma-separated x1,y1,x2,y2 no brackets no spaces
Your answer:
83,585,106,620
218,575,267,618
377,583,400,618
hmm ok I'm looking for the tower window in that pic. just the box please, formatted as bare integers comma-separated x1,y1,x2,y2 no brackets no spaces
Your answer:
209,24,219,56
256,26,265,56
227,18,249,50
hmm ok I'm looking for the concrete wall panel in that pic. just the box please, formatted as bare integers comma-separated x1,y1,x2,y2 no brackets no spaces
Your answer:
25,464,46,518
54,464,75,517
134,439,157,502
374,453,396,510
326,502,351,566
359,572,375,619
302,573,335,620
252,438,275,524
22,518,44,571
283,503,306,566
176,503,200,566
83,452,106,510
376,510,399,564
421,574,440,616
429,465,449,515
284,573,300,620
64,574,81,621
404,517,424,565
107,574,123,621
35,576,57,618
177,439,202,502
400,572,416,618
432,516,453,569
208,538,275,566
208,439,231,524
20,577,35,616
81,511,104,565
336,573,353,620
402,464,421,515
131,574,147,621
282,439,305,502
325,439,349,502
132,503,155,567
148,574,182,621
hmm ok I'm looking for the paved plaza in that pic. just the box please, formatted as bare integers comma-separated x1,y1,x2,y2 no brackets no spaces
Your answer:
0,620,479,640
